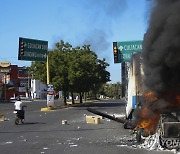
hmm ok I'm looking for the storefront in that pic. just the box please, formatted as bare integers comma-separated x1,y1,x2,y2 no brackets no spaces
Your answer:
0,61,30,100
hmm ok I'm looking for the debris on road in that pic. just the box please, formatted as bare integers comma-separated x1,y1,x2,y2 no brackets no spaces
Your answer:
85,115,101,124
62,120,68,125
70,144,78,147
0,115,5,122
43,147,49,150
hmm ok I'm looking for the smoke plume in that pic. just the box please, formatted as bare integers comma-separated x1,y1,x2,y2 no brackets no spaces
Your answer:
142,0,180,94
134,0,180,134
82,0,127,58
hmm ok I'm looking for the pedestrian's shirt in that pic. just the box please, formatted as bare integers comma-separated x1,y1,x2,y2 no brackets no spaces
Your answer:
14,101,23,110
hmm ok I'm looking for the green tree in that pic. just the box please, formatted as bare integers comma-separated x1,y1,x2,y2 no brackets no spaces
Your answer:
101,82,122,99
90,58,110,99
68,45,110,103
49,40,72,105
29,61,46,83
29,40,110,105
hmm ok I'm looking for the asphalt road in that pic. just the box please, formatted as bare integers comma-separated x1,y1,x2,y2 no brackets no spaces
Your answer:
0,99,174,154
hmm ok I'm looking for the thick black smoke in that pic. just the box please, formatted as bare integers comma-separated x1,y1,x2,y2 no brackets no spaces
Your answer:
134,0,180,133
142,0,180,94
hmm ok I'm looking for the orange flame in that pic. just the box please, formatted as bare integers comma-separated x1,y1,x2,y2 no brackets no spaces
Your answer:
136,90,180,135
144,91,158,103
136,106,160,134
136,91,160,134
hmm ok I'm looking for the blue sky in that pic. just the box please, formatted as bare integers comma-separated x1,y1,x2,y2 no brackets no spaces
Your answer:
0,0,152,83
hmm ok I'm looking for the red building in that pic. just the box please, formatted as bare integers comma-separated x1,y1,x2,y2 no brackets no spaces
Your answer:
0,64,30,100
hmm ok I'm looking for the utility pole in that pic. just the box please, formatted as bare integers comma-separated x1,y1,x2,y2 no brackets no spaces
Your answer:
47,54,50,85
46,53,55,107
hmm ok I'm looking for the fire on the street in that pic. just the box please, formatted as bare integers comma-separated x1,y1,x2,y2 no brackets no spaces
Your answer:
135,91,180,135
135,91,160,134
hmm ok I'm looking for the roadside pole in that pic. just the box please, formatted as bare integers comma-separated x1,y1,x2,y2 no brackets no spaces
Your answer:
47,54,50,85
46,54,55,107
17,37,49,104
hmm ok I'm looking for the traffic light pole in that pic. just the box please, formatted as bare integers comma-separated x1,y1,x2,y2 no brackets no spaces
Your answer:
47,54,50,85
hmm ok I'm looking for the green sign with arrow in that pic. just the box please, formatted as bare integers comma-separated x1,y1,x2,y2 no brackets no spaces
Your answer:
117,40,142,63
18,37,48,61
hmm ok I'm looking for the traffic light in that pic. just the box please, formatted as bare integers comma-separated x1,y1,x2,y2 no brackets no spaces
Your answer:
18,38,25,60
113,42,119,63
20,42,25,56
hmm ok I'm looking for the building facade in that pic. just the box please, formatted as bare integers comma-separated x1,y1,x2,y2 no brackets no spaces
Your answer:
31,79,47,99
0,63,30,100
0,61,48,100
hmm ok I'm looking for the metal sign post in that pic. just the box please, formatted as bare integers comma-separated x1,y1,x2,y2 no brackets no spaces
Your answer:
47,55,50,85
18,37,51,106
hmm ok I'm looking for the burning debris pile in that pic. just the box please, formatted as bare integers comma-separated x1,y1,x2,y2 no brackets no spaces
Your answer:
136,91,180,133
135,0,180,136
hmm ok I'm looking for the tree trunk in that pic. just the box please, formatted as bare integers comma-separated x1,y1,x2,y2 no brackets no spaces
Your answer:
79,92,83,103
71,92,74,104
94,93,97,99
84,92,86,102
93,91,97,100
63,91,67,105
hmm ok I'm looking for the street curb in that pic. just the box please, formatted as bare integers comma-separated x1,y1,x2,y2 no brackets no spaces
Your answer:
40,105,74,111
40,99,102,111
40,107,53,111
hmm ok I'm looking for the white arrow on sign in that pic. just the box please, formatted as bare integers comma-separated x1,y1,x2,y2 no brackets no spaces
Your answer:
44,53,47,58
118,45,124,51
23,42,27,47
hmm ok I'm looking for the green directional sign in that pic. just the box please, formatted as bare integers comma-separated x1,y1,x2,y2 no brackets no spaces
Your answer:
18,37,48,61
115,40,142,63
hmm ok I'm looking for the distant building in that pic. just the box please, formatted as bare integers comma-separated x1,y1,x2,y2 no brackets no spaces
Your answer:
0,64,30,100
31,79,47,99
0,61,47,100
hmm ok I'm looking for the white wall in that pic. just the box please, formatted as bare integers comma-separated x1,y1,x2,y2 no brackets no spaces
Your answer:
31,79,47,99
